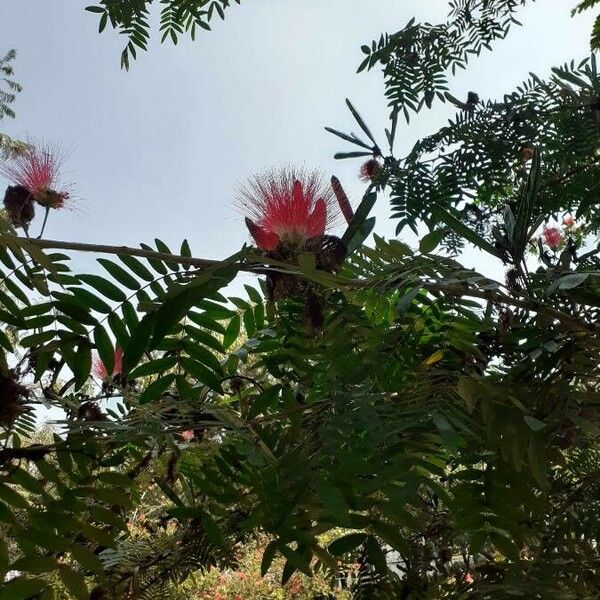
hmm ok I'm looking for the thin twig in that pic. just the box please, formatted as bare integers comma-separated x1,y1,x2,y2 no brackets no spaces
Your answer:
37,207,50,239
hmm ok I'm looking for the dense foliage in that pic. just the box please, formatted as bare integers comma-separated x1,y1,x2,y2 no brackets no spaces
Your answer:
1,1,600,599
0,50,24,159
83,1,600,70
573,0,600,50
85,0,242,69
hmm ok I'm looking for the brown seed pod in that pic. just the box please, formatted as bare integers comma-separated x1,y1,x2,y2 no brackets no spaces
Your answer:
305,288,325,331
0,372,29,426
520,144,535,162
89,585,110,600
166,451,180,484
76,401,106,422
305,235,347,272
438,547,453,563
3,185,35,228
263,235,346,302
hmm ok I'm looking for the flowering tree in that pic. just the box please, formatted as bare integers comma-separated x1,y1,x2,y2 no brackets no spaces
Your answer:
1,2,600,600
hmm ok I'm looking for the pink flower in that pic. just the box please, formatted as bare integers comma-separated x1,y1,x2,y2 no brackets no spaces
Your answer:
359,158,383,182
92,347,123,380
542,227,562,249
239,168,340,251
563,214,574,227
464,572,474,584
0,142,70,209
180,430,195,441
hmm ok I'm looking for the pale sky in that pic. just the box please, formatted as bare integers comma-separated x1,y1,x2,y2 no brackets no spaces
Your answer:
0,0,596,283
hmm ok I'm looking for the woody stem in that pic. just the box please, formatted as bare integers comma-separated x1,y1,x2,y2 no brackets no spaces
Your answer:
38,207,50,239
26,237,219,269
17,237,600,335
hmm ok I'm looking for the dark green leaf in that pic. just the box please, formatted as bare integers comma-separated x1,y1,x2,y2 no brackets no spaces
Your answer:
342,191,377,246
419,229,446,254
118,254,155,281
123,313,155,374
128,356,178,379
432,205,500,257
139,373,176,404
93,325,114,376
79,274,127,302
261,539,279,576
328,533,368,555
223,314,241,350
58,565,88,599
0,578,47,600
98,258,141,290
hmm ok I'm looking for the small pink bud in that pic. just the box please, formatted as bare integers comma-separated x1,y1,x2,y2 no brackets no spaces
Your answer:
563,214,574,227
359,158,383,182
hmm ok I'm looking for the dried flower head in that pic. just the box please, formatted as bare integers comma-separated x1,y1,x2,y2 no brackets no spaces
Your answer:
0,142,70,209
3,185,35,228
330,175,354,224
467,91,480,106
239,168,340,251
521,144,535,162
542,227,562,249
359,158,383,183
76,401,105,422
0,371,29,426
92,347,123,381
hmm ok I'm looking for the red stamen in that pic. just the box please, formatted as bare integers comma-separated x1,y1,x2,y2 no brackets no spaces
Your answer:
542,227,562,249
238,168,341,250
359,158,382,183
0,142,70,209
92,347,123,381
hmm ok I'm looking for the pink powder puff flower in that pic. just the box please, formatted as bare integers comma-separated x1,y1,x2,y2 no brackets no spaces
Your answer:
0,142,70,209
180,430,195,442
542,227,562,249
239,168,341,251
563,214,575,227
359,157,383,183
92,347,123,381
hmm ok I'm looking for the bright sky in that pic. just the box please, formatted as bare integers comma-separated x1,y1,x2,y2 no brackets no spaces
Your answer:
0,0,596,282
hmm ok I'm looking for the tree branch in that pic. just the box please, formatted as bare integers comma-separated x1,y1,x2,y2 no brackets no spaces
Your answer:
27,237,219,269
22,238,599,335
